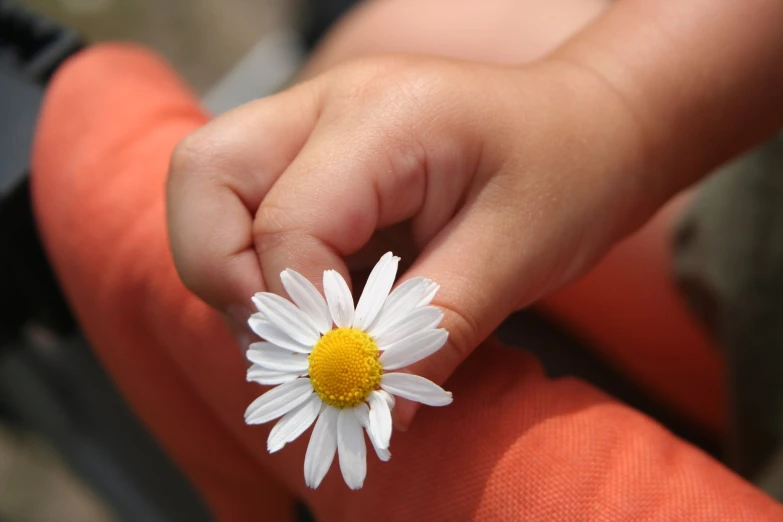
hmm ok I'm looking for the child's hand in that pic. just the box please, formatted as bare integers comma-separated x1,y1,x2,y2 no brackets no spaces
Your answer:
167,55,651,427
165,0,783,433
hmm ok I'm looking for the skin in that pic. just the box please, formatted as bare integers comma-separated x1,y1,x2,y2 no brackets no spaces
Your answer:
166,0,783,431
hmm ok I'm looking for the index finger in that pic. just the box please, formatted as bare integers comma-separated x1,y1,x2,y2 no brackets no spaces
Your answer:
166,82,322,315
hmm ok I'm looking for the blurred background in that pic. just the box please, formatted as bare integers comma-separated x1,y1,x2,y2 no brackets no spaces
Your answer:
20,0,294,93
0,1,309,520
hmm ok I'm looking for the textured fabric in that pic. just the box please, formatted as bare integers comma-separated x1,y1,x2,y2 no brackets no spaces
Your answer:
540,195,726,434
32,44,782,521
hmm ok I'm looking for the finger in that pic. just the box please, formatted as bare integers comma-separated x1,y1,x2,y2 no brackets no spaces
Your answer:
252,64,483,297
167,81,322,319
254,59,496,293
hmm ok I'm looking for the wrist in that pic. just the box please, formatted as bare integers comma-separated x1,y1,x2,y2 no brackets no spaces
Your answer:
542,0,783,212
515,58,663,240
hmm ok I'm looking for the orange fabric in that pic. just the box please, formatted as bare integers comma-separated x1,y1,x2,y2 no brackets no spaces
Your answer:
539,199,727,434
31,44,295,522
32,44,782,521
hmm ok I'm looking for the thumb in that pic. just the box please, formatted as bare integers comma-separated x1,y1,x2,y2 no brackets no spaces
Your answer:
390,186,558,429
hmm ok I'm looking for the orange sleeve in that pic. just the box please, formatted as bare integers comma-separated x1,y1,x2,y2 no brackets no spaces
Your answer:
32,44,295,522
32,43,780,521
540,197,726,435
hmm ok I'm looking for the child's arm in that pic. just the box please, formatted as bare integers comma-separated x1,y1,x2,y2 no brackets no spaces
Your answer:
552,0,783,212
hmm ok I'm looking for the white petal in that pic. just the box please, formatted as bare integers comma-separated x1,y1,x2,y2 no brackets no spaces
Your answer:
379,329,449,371
281,269,332,334
353,252,400,331
373,306,444,348
246,342,309,373
353,403,382,450
244,378,314,425
253,293,321,346
246,365,303,385
267,394,323,453
370,440,391,462
250,295,265,314
378,389,395,410
367,391,392,450
304,406,338,489
337,408,367,490
354,404,390,462
323,270,354,327
418,280,440,307
380,373,453,407
367,277,435,335
248,314,312,354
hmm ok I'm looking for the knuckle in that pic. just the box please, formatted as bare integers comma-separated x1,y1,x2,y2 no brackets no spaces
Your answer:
169,132,201,174
252,201,304,258
168,127,235,187
254,200,292,238
438,301,483,360
328,57,434,115
168,130,211,185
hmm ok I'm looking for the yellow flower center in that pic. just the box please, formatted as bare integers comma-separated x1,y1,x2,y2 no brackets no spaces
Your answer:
308,327,382,408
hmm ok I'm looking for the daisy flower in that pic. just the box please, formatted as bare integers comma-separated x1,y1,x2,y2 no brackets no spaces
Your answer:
244,252,452,489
